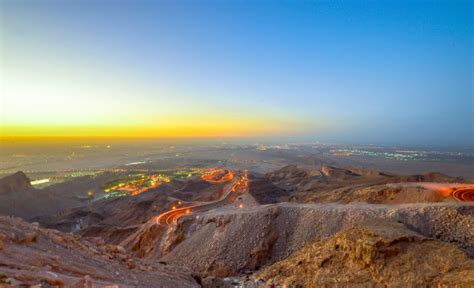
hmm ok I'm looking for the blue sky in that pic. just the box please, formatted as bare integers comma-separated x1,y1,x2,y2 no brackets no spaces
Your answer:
1,0,472,146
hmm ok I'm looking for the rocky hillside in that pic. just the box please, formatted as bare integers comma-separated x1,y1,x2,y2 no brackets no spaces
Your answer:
248,174,290,204
126,202,473,279
0,171,32,193
251,220,474,287
0,172,84,220
38,178,228,244
265,165,468,204
8,166,471,287
0,216,199,287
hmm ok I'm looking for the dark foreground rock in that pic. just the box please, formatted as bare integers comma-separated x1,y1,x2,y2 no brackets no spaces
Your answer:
0,216,199,287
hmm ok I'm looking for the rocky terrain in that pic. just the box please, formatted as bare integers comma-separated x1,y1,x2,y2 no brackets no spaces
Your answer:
0,216,199,287
38,178,228,244
123,201,473,280
250,220,474,287
247,174,290,204
0,172,85,220
266,164,469,203
0,163,472,287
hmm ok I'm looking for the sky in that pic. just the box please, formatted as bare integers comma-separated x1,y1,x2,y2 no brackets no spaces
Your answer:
1,0,472,146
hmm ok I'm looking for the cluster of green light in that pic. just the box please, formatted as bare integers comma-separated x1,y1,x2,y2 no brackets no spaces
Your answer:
103,191,129,199
101,173,172,196
173,170,197,179
66,171,99,178
97,169,213,200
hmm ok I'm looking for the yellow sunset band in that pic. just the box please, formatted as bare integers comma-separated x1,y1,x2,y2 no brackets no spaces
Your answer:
0,118,307,140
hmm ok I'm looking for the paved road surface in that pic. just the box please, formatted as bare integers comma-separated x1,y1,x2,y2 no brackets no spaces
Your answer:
157,170,248,225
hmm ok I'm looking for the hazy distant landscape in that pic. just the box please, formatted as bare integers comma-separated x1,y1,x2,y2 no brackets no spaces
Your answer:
2,140,473,181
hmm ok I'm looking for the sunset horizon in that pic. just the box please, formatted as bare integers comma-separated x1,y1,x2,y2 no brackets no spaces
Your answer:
2,1,472,145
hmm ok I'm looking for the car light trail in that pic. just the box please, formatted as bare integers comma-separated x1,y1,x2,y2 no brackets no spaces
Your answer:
156,170,249,225
452,188,474,202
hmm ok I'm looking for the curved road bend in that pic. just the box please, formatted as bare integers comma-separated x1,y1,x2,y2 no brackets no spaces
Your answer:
157,171,248,226
452,187,474,202
404,182,474,202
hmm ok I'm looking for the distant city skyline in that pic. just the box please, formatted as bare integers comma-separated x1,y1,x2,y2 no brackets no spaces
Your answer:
1,0,472,146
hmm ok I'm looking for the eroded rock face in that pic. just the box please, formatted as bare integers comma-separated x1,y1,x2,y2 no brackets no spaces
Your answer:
0,216,199,287
252,220,474,287
130,202,473,279
158,207,283,277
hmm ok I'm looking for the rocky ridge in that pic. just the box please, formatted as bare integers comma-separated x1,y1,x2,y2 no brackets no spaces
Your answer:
251,220,474,287
124,202,474,279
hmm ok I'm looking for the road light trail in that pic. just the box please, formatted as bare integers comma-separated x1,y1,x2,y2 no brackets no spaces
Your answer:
452,188,474,202
156,170,249,226
403,182,474,202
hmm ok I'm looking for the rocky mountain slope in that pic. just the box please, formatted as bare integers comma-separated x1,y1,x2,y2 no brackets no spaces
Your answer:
125,202,473,279
1,166,472,287
0,171,33,193
38,178,228,244
251,220,474,287
0,172,84,220
247,174,290,204
0,216,199,287
266,165,468,203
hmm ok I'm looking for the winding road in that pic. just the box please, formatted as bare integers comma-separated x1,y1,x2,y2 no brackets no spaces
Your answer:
156,176,473,226
156,170,248,225
403,182,474,202
452,187,474,202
